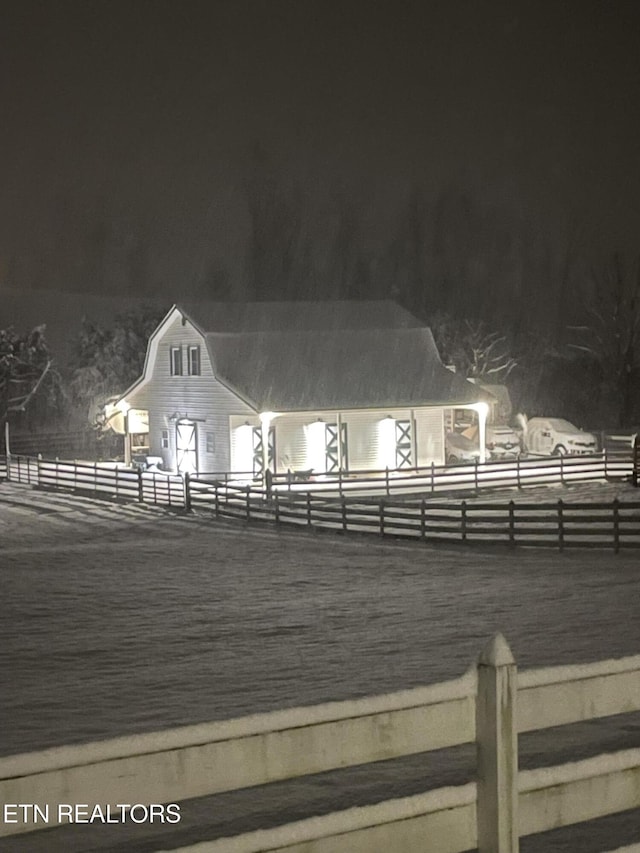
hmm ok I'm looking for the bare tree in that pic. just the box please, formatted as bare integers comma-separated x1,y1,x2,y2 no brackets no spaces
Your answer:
0,326,59,429
568,253,640,426
431,314,517,382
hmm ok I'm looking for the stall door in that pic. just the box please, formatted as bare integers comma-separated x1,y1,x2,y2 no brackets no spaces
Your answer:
252,426,275,476
176,420,198,474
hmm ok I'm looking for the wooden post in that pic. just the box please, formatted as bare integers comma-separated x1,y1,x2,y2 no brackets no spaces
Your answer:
306,492,312,526
385,466,390,496
431,460,435,495
338,468,343,497
558,499,564,550
420,498,426,540
613,498,620,553
184,471,192,511
474,457,479,492
508,500,515,547
341,497,347,531
214,482,220,517
476,633,519,853
461,499,467,541
559,452,564,485
274,492,280,524
245,486,251,521
137,468,144,503
379,498,385,536
516,455,521,490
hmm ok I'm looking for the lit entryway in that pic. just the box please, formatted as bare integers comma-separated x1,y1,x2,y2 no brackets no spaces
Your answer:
176,420,198,474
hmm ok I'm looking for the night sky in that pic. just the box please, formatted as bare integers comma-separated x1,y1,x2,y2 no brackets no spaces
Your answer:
2,1,640,311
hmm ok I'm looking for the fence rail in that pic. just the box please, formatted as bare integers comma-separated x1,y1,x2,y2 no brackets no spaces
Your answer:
1,635,638,852
191,479,640,550
2,452,639,548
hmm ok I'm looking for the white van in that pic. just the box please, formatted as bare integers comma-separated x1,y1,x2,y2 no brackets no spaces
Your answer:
525,418,597,456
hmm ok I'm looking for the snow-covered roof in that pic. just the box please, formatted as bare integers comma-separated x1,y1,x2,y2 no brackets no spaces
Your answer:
177,301,485,411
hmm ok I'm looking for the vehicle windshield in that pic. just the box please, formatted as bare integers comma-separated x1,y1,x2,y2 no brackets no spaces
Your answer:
548,419,579,433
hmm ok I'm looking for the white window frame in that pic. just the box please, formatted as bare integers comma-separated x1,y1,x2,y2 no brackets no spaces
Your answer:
170,346,182,376
188,345,201,376
161,429,169,449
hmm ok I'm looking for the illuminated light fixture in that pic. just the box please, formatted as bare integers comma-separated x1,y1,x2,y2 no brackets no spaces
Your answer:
306,419,327,472
472,401,489,464
234,422,254,472
473,401,490,419
378,415,397,468
259,411,278,425
117,399,130,416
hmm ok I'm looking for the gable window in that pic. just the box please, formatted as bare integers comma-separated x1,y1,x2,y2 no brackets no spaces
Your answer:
161,429,169,449
188,345,201,376
170,346,182,376
206,432,215,454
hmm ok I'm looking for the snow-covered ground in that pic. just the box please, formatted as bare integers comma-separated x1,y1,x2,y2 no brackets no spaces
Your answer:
1,481,640,852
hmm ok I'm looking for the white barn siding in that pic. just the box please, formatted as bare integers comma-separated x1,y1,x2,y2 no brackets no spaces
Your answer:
415,407,445,466
276,414,324,473
126,315,254,472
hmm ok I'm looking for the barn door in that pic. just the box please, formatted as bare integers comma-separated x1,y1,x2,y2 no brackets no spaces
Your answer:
176,420,198,474
252,426,275,476
325,423,348,472
395,419,413,469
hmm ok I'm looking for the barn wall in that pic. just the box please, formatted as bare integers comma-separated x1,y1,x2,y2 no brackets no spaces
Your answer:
126,314,254,472
415,408,445,466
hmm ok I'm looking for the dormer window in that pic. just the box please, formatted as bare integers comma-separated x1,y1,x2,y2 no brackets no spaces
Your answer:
170,346,182,376
188,345,201,376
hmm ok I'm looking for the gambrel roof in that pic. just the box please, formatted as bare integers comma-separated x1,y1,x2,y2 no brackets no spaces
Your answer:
175,300,486,412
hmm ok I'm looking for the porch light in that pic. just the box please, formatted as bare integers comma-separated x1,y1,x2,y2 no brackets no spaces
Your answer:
378,415,397,469
306,420,327,472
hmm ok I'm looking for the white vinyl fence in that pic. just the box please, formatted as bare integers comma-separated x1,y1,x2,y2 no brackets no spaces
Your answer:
1,635,639,852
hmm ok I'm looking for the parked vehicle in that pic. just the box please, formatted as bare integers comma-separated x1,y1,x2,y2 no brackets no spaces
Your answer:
486,424,521,460
445,430,482,464
524,418,597,456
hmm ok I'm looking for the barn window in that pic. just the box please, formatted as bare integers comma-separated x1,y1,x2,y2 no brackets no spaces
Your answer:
170,346,182,376
161,429,169,449
188,345,201,376
206,432,215,454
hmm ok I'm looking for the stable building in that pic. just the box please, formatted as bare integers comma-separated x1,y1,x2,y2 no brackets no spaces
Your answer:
116,301,489,475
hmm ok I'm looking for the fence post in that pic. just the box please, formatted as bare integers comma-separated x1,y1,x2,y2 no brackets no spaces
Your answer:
461,499,467,541
338,468,343,497
341,497,347,531
36,455,41,487
385,466,390,496
431,461,435,495
603,446,608,480
420,498,426,540
559,452,564,485
508,500,515,547
137,468,143,503
184,471,192,511
613,498,620,553
93,461,97,497
474,457,479,492
245,486,251,521
214,482,220,517
476,633,519,853
558,499,564,550
379,498,385,536
306,492,312,526
516,455,521,490
274,492,280,524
